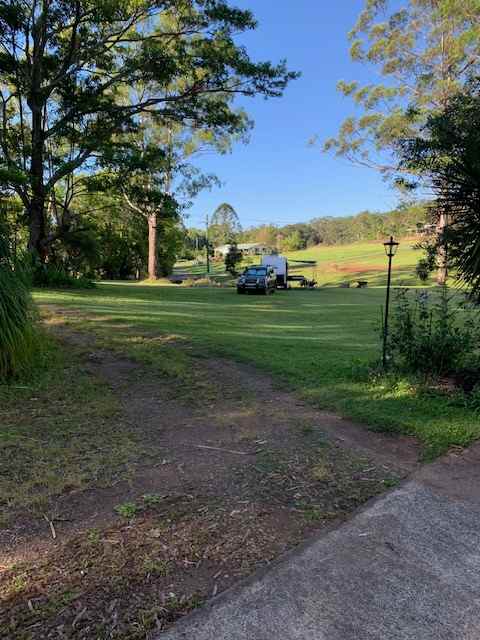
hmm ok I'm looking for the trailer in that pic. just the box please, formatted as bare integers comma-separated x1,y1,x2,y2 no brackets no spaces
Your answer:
261,255,317,289
261,255,289,288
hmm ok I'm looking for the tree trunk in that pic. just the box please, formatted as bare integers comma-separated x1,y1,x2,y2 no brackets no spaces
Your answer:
27,196,47,261
436,211,448,285
27,93,47,261
148,213,158,280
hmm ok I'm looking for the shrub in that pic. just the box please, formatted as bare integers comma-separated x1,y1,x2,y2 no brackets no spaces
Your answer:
0,234,36,380
388,287,480,378
33,264,95,289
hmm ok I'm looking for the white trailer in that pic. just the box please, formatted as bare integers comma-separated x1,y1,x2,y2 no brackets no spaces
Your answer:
261,254,289,288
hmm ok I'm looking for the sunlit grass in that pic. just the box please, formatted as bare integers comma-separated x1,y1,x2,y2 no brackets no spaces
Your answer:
33,282,480,459
175,238,432,287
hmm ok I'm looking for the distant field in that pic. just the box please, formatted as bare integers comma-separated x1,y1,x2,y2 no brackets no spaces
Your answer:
286,239,430,286
175,238,432,287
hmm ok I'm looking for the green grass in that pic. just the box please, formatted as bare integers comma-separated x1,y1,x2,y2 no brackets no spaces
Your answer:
33,282,479,459
175,238,432,287
285,239,431,286
0,338,140,524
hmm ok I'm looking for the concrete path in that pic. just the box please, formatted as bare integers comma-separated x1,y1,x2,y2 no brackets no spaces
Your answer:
159,443,480,640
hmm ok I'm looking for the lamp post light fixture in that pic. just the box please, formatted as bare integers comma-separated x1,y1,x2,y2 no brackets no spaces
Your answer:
382,236,400,369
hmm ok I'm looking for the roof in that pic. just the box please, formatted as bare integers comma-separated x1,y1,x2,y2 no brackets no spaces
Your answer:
215,243,272,251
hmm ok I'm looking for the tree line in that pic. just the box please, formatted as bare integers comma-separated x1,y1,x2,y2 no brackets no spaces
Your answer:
239,203,429,252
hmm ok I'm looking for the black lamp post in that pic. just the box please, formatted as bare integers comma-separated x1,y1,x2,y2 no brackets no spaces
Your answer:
382,236,399,368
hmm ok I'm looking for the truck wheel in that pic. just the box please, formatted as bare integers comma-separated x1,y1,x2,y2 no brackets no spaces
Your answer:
237,288,245,294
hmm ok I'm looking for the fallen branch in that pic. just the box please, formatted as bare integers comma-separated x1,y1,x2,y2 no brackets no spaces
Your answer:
43,514,57,539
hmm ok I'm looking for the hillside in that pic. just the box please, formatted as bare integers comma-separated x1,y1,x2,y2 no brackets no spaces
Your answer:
285,238,428,287
175,237,431,287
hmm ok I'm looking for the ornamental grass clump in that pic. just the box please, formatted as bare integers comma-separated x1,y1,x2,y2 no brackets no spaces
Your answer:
0,231,36,380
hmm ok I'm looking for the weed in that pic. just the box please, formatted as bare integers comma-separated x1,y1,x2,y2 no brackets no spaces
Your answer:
142,556,173,577
299,505,325,523
383,478,401,488
311,462,330,481
143,494,167,507
301,424,314,436
87,528,101,545
114,502,140,519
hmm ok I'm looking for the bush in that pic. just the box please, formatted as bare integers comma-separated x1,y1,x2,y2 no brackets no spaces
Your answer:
33,264,95,289
0,234,37,380
388,287,480,377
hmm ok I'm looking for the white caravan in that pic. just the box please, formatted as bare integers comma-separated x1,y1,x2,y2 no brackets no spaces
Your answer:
261,254,289,289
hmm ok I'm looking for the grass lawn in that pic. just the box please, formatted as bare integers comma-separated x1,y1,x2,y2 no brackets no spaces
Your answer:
174,237,436,287
34,283,478,459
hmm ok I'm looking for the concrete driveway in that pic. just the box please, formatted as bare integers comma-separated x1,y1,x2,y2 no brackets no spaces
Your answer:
158,443,480,640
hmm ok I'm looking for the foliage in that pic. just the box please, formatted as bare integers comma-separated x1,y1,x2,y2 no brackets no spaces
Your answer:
325,0,480,173
0,227,36,379
210,203,242,245
224,241,242,275
388,288,480,377
280,229,305,252
399,81,480,298
0,1,297,260
33,264,95,290
239,202,429,249
415,259,431,283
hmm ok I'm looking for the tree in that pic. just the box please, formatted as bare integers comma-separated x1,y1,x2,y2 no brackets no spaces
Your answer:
209,203,242,245
398,81,480,298
323,1,480,283
281,229,303,252
224,240,241,275
0,1,297,263
324,0,480,173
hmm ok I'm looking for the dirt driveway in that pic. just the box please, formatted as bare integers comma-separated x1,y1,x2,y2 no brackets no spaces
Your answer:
0,323,419,639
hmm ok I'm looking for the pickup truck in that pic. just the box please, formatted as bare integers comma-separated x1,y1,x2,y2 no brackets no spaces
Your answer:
237,266,277,295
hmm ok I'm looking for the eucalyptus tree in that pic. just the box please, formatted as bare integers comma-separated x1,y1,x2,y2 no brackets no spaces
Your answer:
325,0,480,171
0,0,296,265
324,0,480,283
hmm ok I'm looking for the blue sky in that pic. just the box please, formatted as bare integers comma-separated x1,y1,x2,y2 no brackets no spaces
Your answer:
185,0,400,230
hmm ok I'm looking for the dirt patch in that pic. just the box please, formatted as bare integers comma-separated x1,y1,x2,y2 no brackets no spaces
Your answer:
0,326,420,639
328,262,403,274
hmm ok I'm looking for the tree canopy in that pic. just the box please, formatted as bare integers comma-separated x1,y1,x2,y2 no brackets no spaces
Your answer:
0,0,297,262
399,80,480,298
324,0,480,173
209,202,242,244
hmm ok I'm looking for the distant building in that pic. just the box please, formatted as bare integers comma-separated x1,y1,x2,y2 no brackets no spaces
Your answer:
214,243,274,259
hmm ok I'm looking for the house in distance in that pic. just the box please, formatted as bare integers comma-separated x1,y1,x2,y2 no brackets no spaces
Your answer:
214,243,274,259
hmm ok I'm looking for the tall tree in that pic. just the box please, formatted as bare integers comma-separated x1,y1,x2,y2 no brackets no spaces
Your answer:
0,0,297,263
398,81,480,297
324,0,480,172
324,0,480,282
209,202,242,245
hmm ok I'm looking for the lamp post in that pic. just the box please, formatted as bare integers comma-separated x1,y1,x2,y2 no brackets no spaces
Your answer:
382,236,399,368
205,213,211,275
